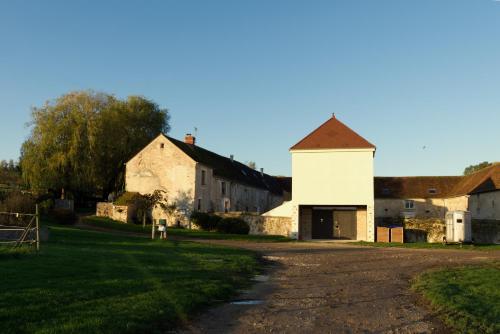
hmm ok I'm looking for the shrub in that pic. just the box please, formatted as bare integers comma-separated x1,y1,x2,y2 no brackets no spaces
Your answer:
2,191,36,213
190,211,221,231
114,192,143,205
50,208,77,225
216,217,250,235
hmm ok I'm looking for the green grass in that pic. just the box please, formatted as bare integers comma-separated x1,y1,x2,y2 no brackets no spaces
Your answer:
413,263,500,334
0,223,260,333
82,216,293,242
352,241,500,251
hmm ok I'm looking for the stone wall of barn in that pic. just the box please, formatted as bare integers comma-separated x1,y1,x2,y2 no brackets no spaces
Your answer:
125,135,197,217
375,196,469,220
96,202,134,223
217,212,292,237
194,166,283,214
469,191,500,220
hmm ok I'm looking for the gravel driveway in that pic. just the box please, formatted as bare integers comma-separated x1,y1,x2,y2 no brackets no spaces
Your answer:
179,241,499,334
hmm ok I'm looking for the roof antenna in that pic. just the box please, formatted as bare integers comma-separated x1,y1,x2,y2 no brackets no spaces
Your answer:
194,127,198,138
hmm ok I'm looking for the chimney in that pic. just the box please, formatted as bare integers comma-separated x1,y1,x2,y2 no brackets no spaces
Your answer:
332,112,336,118
260,168,264,177
184,133,196,145
230,154,234,162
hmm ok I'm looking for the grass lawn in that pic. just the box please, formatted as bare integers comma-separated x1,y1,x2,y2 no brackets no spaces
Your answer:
82,216,293,242
352,241,500,251
413,262,500,334
0,224,260,333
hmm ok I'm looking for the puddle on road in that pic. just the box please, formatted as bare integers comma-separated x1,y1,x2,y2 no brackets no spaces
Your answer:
230,299,264,305
252,275,270,282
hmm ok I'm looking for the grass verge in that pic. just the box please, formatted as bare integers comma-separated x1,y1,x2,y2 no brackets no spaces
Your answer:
412,262,500,334
0,223,259,333
352,241,500,251
82,216,292,242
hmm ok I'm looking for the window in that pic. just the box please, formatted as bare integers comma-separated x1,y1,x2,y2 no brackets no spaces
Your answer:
404,200,415,210
201,170,206,185
221,181,226,195
197,198,202,211
224,200,230,213
428,188,437,194
160,143,164,149
382,188,390,195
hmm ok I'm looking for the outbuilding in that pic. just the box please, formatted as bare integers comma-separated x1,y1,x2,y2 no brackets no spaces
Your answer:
286,114,376,241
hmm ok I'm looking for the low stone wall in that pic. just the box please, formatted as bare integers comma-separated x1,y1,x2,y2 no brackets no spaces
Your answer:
376,217,445,243
376,217,500,244
217,212,292,237
472,219,500,244
96,202,132,223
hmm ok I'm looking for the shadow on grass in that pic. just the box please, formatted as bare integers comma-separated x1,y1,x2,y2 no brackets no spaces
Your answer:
0,225,260,334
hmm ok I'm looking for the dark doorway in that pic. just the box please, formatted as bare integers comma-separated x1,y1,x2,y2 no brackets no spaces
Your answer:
312,209,334,239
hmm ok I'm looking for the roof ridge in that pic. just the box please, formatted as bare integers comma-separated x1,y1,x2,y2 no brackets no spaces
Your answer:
290,116,375,150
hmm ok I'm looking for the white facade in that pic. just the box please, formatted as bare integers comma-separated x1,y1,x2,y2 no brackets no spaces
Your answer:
290,148,375,241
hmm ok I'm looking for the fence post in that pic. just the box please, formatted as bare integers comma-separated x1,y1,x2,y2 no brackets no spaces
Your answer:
152,219,156,240
36,204,40,251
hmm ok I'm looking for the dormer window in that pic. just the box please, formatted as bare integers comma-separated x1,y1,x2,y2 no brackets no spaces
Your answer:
428,188,437,194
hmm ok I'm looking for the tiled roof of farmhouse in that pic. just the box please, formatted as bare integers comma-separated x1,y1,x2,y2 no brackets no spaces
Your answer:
290,115,376,150
375,163,500,199
166,136,285,195
374,176,463,199
450,163,500,195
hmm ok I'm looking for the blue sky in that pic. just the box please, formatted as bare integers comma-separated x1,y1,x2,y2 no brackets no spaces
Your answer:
1,0,499,176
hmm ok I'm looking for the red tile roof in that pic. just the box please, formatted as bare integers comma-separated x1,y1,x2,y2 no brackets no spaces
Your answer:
374,176,463,199
290,115,376,150
374,163,500,199
451,163,500,195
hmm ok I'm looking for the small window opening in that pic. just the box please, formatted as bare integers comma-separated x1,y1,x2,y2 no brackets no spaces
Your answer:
404,200,415,210
201,170,206,185
160,143,164,149
428,188,437,194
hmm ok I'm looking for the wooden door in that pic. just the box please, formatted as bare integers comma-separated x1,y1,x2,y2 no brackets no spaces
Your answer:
312,209,334,239
334,211,357,239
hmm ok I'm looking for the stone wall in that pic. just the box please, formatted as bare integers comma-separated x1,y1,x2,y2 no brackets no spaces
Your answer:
376,217,445,243
472,219,500,244
375,196,468,220
217,212,292,237
376,217,500,244
96,202,132,223
469,191,500,220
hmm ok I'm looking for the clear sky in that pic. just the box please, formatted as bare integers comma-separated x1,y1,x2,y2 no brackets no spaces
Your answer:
1,0,499,177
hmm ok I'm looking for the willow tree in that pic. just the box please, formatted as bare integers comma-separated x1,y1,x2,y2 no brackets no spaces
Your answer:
20,91,170,198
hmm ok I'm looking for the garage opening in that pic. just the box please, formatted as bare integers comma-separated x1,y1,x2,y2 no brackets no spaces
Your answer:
300,205,366,240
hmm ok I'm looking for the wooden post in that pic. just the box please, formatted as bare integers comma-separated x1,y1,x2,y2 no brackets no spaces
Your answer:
35,204,40,251
152,219,156,240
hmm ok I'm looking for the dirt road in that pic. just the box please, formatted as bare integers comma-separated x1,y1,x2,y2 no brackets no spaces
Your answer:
179,241,499,334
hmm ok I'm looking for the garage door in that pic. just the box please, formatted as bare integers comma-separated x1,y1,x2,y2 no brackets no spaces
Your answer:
312,209,334,239
334,211,357,239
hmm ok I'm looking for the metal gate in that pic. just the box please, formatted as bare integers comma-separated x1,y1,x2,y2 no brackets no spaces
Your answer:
0,205,40,250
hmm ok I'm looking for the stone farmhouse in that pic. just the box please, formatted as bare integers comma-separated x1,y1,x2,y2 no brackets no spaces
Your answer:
374,163,500,221
120,114,499,242
125,133,290,223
